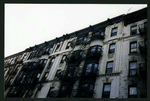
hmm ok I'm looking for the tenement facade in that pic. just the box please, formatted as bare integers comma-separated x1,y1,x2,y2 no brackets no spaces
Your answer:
4,7,147,98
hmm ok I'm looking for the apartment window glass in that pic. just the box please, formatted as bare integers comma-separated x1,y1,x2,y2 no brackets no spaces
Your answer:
49,48,53,54
111,27,117,37
97,46,102,52
129,62,137,76
66,42,71,49
109,43,115,54
129,86,137,98
106,62,113,74
102,83,111,98
130,42,137,53
60,55,66,63
37,73,41,78
47,58,55,70
91,46,96,52
131,25,137,35
86,63,92,74
93,63,98,73
55,45,60,52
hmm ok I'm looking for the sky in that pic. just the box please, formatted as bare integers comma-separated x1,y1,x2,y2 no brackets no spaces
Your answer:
5,4,147,57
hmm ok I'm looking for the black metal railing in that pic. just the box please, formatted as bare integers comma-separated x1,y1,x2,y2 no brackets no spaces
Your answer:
138,23,147,35
139,41,147,54
139,63,147,78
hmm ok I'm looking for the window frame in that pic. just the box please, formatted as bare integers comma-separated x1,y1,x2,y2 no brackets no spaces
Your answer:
108,43,116,54
111,27,118,37
65,42,71,49
129,61,137,76
130,41,137,53
102,83,111,98
47,58,55,70
128,85,137,98
60,55,67,63
55,44,60,52
106,61,113,74
131,25,137,35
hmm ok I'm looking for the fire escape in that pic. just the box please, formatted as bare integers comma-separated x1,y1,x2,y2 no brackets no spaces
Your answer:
47,27,104,98
48,30,92,98
138,22,147,79
6,59,46,98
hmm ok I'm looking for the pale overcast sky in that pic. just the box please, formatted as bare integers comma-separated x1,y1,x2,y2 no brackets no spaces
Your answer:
5,4,147,57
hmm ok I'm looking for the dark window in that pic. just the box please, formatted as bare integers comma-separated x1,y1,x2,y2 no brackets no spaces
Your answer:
130,42,137,53
85,62,98,74
54,70,61,79
131,25,137,35
49,48,53,54
47,58,55,70
128,86,137,98
66,42,71,49
39,59,47,67
55,45,60,52
106,62,113,74
60,55,67,63
86,63,92,74
37,73,41,78
129,62,137,76
109,43,115,54
111,27,117,37
76,36,87,45
102,83,111,98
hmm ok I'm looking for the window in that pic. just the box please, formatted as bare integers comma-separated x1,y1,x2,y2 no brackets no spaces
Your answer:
66,42,71,49
109,43,115,54
106,62,113,74
55,45,60,52
86,63,92,74
111,27,117,37
91,46,96,52
131,25,137,35
85,62,98,74
128,86,137,98
130,42,137,53
129,62,137,76
76,36,87,45
102,83,111,98
39,59,47,67
37,73,41,78
60,55,67,63
47,58,55,70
